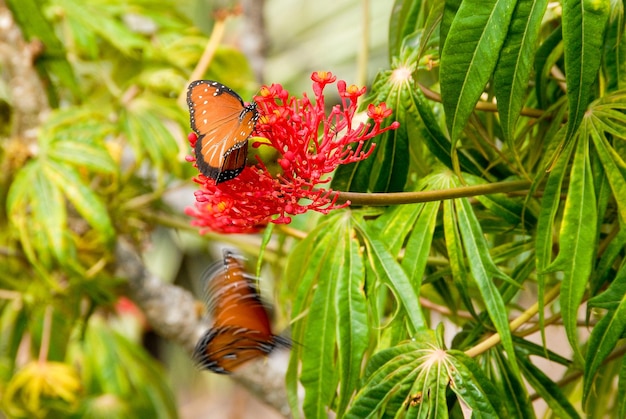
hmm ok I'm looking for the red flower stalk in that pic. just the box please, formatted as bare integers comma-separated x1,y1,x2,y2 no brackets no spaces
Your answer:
186,71,399,234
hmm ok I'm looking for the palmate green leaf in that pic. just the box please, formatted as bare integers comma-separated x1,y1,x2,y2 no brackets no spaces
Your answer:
493,0,548,142
545,134,597,363
355,217,425,331
453,196,520,377
448,351,505,418
345,331,436,419
404,356,449,419
286,212,369,419
561,0,610,146
6,161,68,267
335,226,368,417
286,219,338,418
44,160,115,246
517,352,580,419
584,263,626,404
347,334,503,418
286,217,340,419
370,175,441,257
439,0,517,142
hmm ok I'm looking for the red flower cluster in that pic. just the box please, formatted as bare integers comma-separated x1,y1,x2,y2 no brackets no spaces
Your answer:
186,71,399,234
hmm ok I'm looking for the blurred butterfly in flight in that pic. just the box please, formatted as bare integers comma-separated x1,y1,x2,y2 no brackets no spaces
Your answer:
193,250,290,374
187,80,259,184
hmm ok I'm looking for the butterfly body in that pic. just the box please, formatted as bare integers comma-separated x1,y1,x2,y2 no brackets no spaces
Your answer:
187,80,259,183
193,251,289,374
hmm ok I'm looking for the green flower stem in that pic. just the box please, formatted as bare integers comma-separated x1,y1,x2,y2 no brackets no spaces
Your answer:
336,179,532,206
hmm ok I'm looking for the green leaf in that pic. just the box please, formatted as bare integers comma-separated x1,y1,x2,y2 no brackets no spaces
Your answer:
588,118,626,226
371,203,422,255
487,348,535,418
6,161,69,267
619,357,626,419
286,213,368,419
355,218,425,331
443,197,475,317
534,135,575,346
561,0,610,145
546,134,597,363
332,67,411,192
401,201,439,285
121,104,182,177
345,332,436,418
410,84,485,176
449,351,506,417
347,336,503,418
533,26,563,109
300,250,339,419
286,219,338,418
48,140,117,174
583,278,626,405
440,0,517,141
334,225,368,417
455,197,520,376
389,0,424,59
494,0,549,141
44,160,115,246
79,320,177,419
588,263,626,311
31,167,68,264
603,0,626,90
57,0,148,56
518,352,581,419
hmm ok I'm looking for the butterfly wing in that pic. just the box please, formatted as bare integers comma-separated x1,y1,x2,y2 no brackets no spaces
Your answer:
206,251,273,335
193,251,288,373
193,326,276,374
187,80,259,183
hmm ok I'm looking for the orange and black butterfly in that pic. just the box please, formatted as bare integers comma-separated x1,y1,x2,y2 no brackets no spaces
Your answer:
187,80,259,184
193,250,290,374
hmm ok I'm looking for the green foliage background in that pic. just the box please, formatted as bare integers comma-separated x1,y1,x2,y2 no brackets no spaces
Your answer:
1,0,626,418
